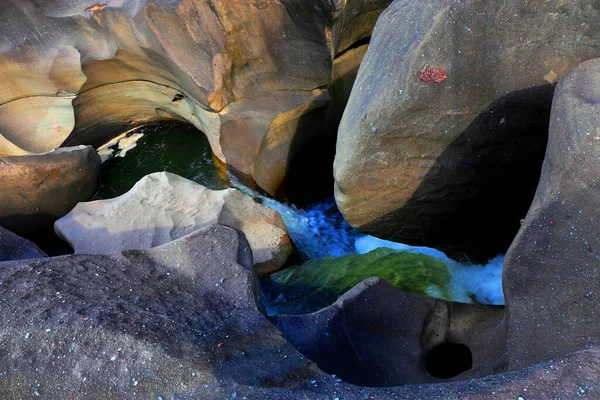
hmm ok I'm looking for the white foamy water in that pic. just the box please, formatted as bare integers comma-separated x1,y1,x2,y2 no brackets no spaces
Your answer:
232,181,504,305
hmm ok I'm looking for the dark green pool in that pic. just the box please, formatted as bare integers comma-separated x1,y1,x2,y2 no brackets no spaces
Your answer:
94,121,230,200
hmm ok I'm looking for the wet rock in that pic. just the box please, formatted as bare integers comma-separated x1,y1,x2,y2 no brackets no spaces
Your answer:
334,0,600,260
267,249,452,315
502,58,600,370
0,146,100,243
0,0,392,197
55,172,292,273
0,225,46,261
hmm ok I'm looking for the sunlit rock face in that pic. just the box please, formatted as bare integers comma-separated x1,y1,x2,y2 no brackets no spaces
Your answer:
334,0,600,261
0,0,391,198
55,172,293,273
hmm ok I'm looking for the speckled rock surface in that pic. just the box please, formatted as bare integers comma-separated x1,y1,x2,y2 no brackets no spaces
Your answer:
0,225,46,261
0,146,100,242
334,0,600,261
55,172,292,273
502,58,600,370
0,0,392,197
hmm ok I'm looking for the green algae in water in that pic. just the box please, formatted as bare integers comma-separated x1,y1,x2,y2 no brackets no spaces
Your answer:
94,121,229,199
266,248,452,315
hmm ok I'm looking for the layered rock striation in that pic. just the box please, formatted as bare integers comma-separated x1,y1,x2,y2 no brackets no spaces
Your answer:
0,0,391,199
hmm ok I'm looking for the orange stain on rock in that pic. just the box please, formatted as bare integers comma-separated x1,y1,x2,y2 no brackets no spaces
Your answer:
85,3,107,13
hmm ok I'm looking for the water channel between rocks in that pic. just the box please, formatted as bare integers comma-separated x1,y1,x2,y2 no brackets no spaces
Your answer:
94,121,505,316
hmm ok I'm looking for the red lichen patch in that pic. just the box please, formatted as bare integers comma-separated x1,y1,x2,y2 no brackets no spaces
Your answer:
419,64,448,84
85,3,107,13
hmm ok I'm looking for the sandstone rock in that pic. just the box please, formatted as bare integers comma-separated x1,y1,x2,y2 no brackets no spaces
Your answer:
502,58,600,370
334,0,600,260
0,0,392,198
0,146,100,243
55,172,292,273
0,225,46,261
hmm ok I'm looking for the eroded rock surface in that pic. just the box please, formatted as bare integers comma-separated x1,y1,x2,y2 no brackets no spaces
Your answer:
502,58,600,370
273,278,505,386
55,172,292,273
334,0,600,260
0,0,392,198
0,145,100,243
0,224,314,398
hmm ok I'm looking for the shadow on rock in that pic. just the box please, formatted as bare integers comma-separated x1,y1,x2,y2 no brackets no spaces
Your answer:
273,278,506,386
363,85,553,262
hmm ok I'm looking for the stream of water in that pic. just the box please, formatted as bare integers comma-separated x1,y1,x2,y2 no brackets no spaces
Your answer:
96,122,505,308
231,181,505,306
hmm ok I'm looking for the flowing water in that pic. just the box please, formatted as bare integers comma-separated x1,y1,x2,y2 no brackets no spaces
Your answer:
232,181,505,309
95,122,505,314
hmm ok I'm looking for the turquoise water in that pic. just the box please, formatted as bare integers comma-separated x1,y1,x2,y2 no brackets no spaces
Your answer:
94,121,229,200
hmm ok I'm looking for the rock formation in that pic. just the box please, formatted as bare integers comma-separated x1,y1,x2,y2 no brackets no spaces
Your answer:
0,146,100,244
0,224,598,398
0,0,392,201
502,58,600,370
55,172,292,273
334,0,600,261
0,225,46,261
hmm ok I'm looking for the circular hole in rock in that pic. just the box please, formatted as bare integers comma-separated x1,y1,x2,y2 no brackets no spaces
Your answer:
425,342,473,379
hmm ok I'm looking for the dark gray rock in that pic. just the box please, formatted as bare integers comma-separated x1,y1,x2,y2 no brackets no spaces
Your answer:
273,278,505,387
0,224,318,398
502,58,600,370
0,225,46,261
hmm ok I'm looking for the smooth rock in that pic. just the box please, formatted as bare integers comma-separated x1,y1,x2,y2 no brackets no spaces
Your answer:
273,278,506,386
0,145,100,242
0,0,392,197
0,225,46,261
502,58,600,369
55,172,292,273
334,0,600,260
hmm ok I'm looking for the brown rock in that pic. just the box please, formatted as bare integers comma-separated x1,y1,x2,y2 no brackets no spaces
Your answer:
334,0,600,260
0,146,100,243
0,0,392,198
